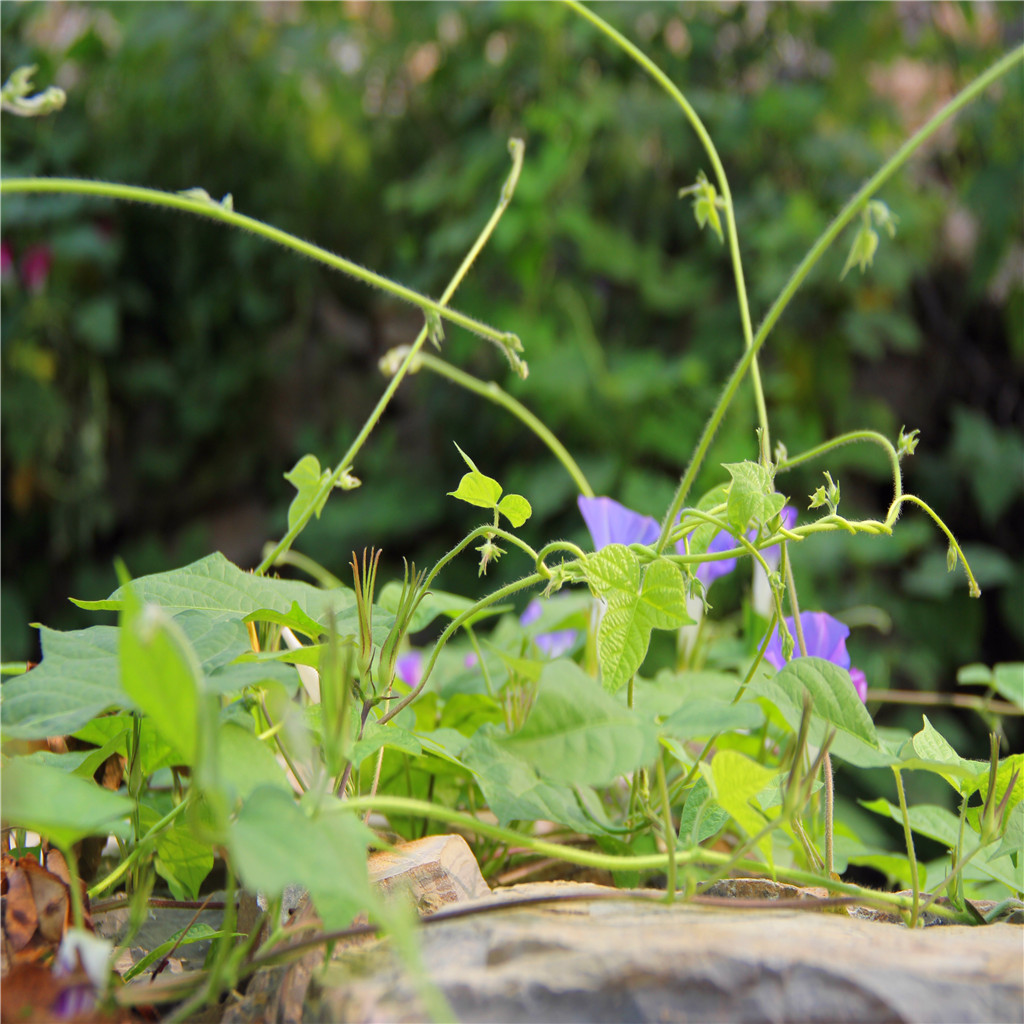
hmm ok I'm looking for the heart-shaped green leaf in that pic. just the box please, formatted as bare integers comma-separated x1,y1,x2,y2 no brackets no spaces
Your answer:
497,660,659,787
497,493,532,528
448,471,502,509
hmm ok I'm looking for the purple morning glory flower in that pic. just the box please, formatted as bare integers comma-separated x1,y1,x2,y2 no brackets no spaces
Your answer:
396,650,423,689
520,599,579,658
689,506,798,591
694,529,740,589
763,611,867,701
578,495,660,550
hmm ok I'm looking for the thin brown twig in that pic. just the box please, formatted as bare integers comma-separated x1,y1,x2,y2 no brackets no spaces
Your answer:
867,689,1020,716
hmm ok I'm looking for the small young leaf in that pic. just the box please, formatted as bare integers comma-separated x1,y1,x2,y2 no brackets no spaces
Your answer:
452,442,482,474
284,454,332,531
723,462,786,535
683,171,724,243
497,493,532,528
448,471,502,509
840,223,879,279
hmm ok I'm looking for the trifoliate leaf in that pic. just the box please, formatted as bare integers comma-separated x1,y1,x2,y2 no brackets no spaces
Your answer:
584,545,693,692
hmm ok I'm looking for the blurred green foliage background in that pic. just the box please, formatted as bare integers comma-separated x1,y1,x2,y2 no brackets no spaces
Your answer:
2,2,1022,768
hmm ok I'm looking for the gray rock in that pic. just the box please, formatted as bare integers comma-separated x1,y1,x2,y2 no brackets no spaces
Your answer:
306,882,1023,1024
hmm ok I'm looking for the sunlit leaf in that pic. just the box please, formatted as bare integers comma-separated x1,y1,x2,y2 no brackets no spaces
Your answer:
72,552,355,625
497,659,658,786
230,787,376,931
1,758,132,849
703,749,779,864
497,493,532,528
447,470,502,509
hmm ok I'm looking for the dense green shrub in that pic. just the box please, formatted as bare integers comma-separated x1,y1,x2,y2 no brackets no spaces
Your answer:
2,3,1021,758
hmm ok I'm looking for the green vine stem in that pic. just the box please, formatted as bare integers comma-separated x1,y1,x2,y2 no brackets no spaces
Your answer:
0,177,515,354
255,138,526,573
776,430,903,509
668,508,777,581
333,795,940,915
869,689,1020,717
563,0,769,455
655,41,1024,552
87,798,190,899
260,547,345,589
421,524,540,596
389,349,595,498
886,494,981,597
893,767,921,928
781,545,836,879
655,751,677,901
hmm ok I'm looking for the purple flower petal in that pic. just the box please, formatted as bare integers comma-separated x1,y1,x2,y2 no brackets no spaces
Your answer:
578,495,660,551
690,529,739,589
849,667,868,702
521,599,578,658
763,611,866,701
520,599,543,627
534,629,579,658
396,650,423,689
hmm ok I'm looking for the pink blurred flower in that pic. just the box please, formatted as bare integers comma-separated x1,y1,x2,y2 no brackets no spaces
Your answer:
21,243,52,292
1,241,13,279
521,598,579,658
396,650,423,689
